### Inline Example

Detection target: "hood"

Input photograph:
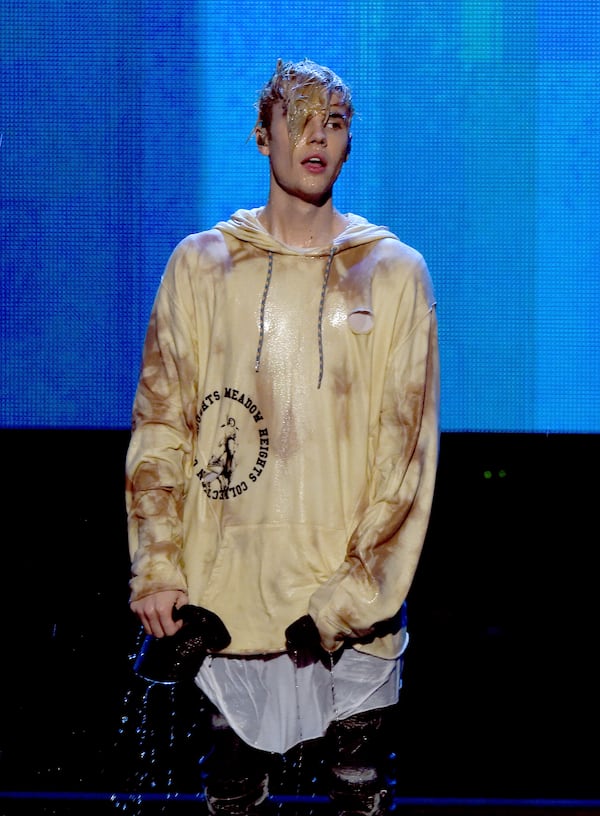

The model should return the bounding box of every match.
[213,208,399,389]
[213,207,397,256]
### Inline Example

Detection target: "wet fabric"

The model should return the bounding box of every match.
[126,208,440,660]
[195,646,403,754]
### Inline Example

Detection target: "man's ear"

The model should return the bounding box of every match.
[256,127,269,154]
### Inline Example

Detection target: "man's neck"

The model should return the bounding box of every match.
[258,198,347,249]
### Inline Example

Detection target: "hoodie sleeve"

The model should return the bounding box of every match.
[125,237,204,601]
[308,253,440,653]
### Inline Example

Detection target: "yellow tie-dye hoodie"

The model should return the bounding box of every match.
[126,208,440,659]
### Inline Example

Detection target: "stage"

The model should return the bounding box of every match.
[1,430,598,814]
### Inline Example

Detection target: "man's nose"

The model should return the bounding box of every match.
[306,116,327,144]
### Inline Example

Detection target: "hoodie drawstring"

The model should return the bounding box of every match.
[255,247,336,389]
[317,245,336,389]
[254,252,273,374]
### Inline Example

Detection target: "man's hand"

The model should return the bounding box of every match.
[130,589,188,637]
[132,601,231,683]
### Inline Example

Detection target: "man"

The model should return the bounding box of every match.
[127,58,440,815]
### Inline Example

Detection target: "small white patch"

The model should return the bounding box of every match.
[348,309,374,334]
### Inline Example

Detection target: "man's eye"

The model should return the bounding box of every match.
[326,120,343,130]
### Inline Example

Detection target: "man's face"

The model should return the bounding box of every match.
[258,91,351,206]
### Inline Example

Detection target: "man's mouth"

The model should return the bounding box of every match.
[303,154,326,165]
[302,155,327,172]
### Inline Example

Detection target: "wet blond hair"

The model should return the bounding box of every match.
[252,58,354,146]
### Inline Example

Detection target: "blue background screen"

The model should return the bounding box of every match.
[1,0,598,432]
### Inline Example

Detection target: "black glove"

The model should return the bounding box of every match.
[133,604,231,684]
[285,614,323,667]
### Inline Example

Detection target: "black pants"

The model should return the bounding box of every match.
[202,707,393,815]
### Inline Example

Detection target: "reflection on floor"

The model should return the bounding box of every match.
[1,792,600,815]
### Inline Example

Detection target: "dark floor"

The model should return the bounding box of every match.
[1,793,600,815]
[1,430,599,815]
